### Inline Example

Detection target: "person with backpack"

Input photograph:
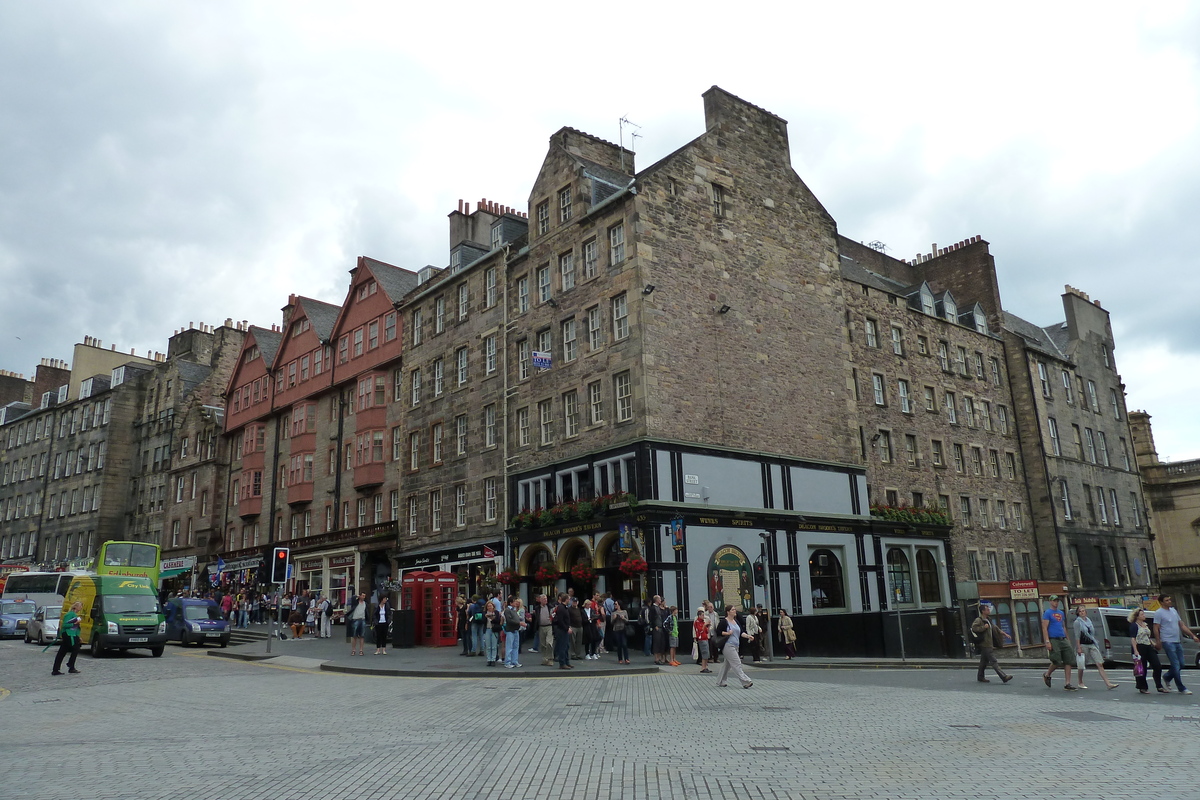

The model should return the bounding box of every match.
[970,602,1012,684]
[318,595,333,638]
[468,595,486,656]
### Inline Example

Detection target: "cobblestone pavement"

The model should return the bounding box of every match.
[2,638,1199,800]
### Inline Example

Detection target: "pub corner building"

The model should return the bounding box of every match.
[202,440,965,657]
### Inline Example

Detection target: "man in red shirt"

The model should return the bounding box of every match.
[693,607,712,673]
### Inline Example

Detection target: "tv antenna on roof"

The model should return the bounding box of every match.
[619,116,641,173]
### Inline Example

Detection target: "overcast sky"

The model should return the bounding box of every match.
[2,2,1198,460]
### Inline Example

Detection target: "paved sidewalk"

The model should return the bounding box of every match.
[208,627,1054,676]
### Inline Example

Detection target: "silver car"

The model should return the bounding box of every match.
[24,604,61,645]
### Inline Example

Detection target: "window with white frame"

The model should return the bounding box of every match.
[518,339,530,380]
[484,404,496,447]
[612,293,629,340]
[517,407,530,446]
[484,334,496,374]
[898,379,911,413]
[411,308,423,345]
[587,306,603,350]
[890,326,903,355]
[945,391,957,423]
[865,319,878,348]
[485,266,497,307]
[409,431,420,470]
[615,372,633,422]
[455,485,467,527]
[872,374,886,406]
[456,415,468,456]
[562,319,577,362]
[538,399,553,445]
[560,252,575,291]
[407,497,418,535]
[456,347,468,386]
[410,368,422,405]
[583,238,598,279]
[1048,417,1061,456]
[563,390,578,438]
[559,186,572,223]
[430,489,442,531]
[517,275,529,313]
[609,222,625,264]
[484,477,497,521]
[588,381,603,425]
[1061,482,1073,521]
[537,265,551,303]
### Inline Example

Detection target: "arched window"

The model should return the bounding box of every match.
[887,548,913,605]
[916,549,941,605]
[809,548,845,610]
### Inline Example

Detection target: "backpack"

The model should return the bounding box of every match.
[969,621,986,646]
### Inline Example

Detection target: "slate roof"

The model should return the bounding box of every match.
[249,326,283,368]
[839,254,908,294]
[176,361,212,395]
[575,156,633,190]
[365,257,420,302]
[1000,311,1067,360]
[297,297,341,342]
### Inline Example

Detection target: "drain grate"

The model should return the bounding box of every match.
[1044,711,1130,722]
[32,699,61,704]
[761,706,792,712]
[1165,715,1200,723]
[749,746,791,752]
[949,724,981,729]
[600,700,614,704]
[566,703,581,707]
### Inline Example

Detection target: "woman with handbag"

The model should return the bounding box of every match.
[714,605,754,689]
[777,608,796,660]
[1073,607,1117,689]
[1129,607,1165,694]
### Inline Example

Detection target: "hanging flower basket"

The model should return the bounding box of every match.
[618,556,648,577]
[496,570,522,587]
[533,565,560,585]
[570,564,595,583]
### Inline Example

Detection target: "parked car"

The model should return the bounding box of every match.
[0,599,36,639]
[164,598,230,647]
[24,604,62,645]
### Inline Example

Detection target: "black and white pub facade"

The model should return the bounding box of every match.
[508,438,962,659]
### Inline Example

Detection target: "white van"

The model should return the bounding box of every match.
[1085,606,1199,669]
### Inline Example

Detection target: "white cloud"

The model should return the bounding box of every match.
[0,1,1197,458]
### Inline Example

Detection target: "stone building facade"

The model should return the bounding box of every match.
[0,341,157,567]
[1000,287,1153,603]
[1129,411,1200,625]
[124,323,246,588]
[839,238,1038,589]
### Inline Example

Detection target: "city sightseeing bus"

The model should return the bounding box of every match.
[95,541,161,586]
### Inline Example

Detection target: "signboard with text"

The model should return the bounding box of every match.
[1009,580,1039,600]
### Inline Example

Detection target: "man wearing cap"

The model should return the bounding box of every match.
[1041,595,1077,690]
[971,602,1012,684]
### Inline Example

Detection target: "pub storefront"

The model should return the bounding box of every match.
[508,439,960,659]
[395,540,504,605]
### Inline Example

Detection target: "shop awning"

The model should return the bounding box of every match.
[160,567,191,579]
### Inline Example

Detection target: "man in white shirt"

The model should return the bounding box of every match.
[1153,595,1199,695]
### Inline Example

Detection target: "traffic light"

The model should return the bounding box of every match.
[271,546,290,584]
[753,560,766,586]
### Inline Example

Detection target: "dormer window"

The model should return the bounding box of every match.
[491,224,503,250]
[356,280,378,301]
[111,366,126,386]
[942,295,957,321]
[973,309,987,334]
[450,250,461,273]
[921,287,935,316]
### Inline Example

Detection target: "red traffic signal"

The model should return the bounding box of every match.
[271,546,290,584]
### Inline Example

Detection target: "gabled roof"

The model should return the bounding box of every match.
[296,297,340,343]
[1044,323,1072,356]
[249,326,283,368]
[1000,311,1067,360]
[363,257,419,302]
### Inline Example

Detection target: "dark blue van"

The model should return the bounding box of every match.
[164,598,230,647]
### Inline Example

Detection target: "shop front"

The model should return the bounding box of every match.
[959,579,1070,657]
[288,521,398,605]
[395,540,504,604]
[159,556,197,594]
[510,505,959,659]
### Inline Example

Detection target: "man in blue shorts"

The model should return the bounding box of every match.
[1041,595,1077,690]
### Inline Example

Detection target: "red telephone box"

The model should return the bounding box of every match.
[419,571,459,647]
[402,571,430,644]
